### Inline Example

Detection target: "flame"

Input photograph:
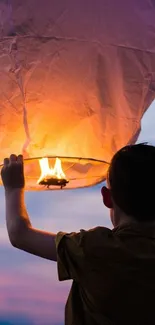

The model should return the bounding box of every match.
[37,157,66,184]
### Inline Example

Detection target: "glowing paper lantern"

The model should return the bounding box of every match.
[0,0,155,190]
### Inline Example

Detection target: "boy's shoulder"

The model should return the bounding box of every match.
[56,226,114,258]
[81,226,113,241]
[78,226,116,254]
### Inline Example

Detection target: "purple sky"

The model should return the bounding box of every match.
[0,102,155,325]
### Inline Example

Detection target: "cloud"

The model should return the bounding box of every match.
[25,185,111,233]
[0,314,34,325]
[0,266,68,324]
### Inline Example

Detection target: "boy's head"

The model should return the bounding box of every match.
[101,143,155,225]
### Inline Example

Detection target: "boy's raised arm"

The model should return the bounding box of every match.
[1,154,57,261]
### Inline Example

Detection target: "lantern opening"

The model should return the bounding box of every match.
[37,157,69,188]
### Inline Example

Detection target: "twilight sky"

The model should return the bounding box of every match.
[0,102,155,325]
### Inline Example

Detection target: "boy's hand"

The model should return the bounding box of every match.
[1,154,25,190]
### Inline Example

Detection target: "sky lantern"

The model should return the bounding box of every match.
[0,0,155,191]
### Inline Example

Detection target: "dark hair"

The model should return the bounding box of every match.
[108,143,155,222]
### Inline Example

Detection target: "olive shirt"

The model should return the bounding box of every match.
[55,224,155,325]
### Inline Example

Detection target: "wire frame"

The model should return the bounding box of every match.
[0,156,110,191]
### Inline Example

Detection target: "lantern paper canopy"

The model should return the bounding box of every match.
[0,0,155,190]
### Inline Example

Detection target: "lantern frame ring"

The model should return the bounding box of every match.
[0,155,110,190]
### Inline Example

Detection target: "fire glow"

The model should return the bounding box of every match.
[37,157,68,188]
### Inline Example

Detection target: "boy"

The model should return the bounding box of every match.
[1,143,155,325]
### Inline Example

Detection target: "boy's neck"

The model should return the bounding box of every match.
[114,211,155,228]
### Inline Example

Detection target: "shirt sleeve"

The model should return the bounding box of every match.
[55,229,88,282]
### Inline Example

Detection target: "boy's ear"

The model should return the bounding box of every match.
[101,186,113,209]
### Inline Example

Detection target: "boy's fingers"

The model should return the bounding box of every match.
[17,155,23,163]
[10,154,17,163]
[3,158,9,166]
